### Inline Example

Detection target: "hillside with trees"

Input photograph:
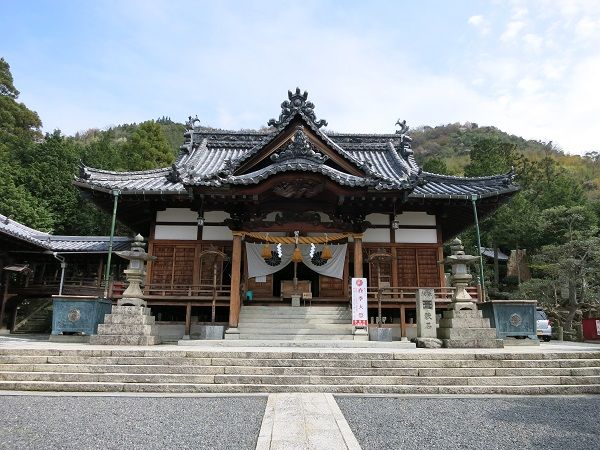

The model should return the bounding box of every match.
[2,57,599,333]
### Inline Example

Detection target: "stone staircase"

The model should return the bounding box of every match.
[1,348,599,394]
[12,301,53,334]
[237,306,353,340]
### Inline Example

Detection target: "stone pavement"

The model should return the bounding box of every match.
[256,393,361,450]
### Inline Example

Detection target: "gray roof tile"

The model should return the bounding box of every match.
[0,213,132,252]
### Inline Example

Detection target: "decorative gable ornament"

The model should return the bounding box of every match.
[268,88,328,129]
[271,126,329,164]
[395,119,414,158]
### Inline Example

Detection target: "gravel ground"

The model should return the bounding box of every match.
[0,395,267,450]
[336,396,600,450]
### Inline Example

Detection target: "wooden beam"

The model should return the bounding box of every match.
[353,234,363,278]
[228,232,243,328]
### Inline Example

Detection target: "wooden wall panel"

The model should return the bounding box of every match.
[397,248,418,286]
[247,275,273,297]
[319,275,343,297]
[416,248,439,287]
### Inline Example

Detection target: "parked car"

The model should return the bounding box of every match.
[536,308,552,342]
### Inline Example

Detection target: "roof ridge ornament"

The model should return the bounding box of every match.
[166,163,183,183]
[186,115,201,131]
[78,161,91,180]
[268,88,328,129]
[271,126,329,164]
[395,119,414,158]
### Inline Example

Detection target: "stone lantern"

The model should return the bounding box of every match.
[445,238,480,311]
[91,234,161,345]
[115,234,156,307]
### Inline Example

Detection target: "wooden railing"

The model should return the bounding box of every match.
[9,277,105,295]
[365,286,481,303]
[110,283,232,300]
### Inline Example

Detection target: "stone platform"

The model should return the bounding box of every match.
[438,309,504,348]
[89,306,161,346]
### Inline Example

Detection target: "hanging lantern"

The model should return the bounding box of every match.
[321,243,332,260]
[292,246,303,263]
[261,242,272,259]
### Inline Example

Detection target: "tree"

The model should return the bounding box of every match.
[519,206,600,331]
[0,58,51,229]
[122,120,174,170]
[422,157,450,175]
[464,136,520,177]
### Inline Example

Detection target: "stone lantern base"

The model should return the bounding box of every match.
[90,305,161,346]
[437,309,503,348]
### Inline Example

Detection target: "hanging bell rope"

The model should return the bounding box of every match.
[321,233,332,260]
[260,233,272,259]
[292,231,303,263]
[243,231,349,244]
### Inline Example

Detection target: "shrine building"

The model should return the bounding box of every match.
[74,88,518,340]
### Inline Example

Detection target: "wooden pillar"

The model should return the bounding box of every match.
[400,304,406,338]
[353,234,363,278]
[184,303,192,336]
[228,232,243,328]
[0,274,9,329]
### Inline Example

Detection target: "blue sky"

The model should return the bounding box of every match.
[2,0,599,154]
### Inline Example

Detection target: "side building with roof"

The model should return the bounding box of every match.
[0,213,131,334]
[74,88,518,340]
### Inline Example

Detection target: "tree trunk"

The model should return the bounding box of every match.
[564,280,578,331]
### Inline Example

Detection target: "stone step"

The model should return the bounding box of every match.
[103,315,155,325]
[88,335,161,346]
[3,360,599,374]
[239,314,351,320]
[110,306,152,316]
[239,334,355,340]
[237,326,353,334]
[97,324,157,335]
[0,381,598,395]
[238,318,351,324]
[1,370,599,387]
[441,310,483,319]
[241,307,350,312]
[438,318,491,328]
[437,328,498,339]
[442,339,504,348]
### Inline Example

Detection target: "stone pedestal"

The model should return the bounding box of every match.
[89,305,161,345]
[353,328,369,341]
[369,327,393,342]
[291,295,301,307]
[437,309,503,348]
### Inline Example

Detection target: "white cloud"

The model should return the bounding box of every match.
[501,21,526,42]
[523,33,543,51]
[468,15,491,35]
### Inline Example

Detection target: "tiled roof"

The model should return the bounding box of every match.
[0,213,131,252]
[75,89,517,199]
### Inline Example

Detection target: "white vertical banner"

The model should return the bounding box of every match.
[351,277,368,326]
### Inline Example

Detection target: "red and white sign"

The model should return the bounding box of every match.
[351,277,368,326]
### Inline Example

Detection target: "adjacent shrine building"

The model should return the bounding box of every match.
[75,89,518,339]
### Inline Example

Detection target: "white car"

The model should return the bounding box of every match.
[536,308,552,342]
